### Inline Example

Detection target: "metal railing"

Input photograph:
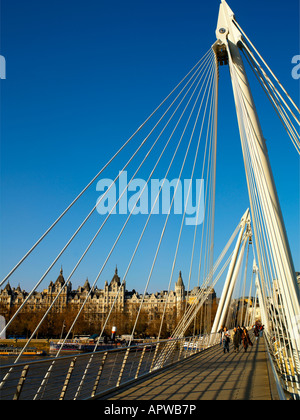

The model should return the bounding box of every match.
[0,332,220,400]
[264,332,300,400]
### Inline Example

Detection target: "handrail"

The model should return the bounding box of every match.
[0,333,220,400]
[263,333,293,400]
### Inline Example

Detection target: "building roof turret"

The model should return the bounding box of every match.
[55,267,65,286]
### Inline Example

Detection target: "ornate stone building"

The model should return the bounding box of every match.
[0,267,216,335]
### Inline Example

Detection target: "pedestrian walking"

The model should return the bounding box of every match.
[218,326,224,347]
[260,325,264,337]
[254,325,260,342]
[222,327,230,353]
[241,327,252,352]
[237,326,242,345]
[232,327,241,353]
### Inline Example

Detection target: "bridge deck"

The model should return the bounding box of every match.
[104,337,277,401]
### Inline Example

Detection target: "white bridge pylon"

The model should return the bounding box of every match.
[212,0,300,393]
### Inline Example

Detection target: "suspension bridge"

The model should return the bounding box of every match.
[0,0,299,401]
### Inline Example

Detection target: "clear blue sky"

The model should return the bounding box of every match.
[0,0,299,297]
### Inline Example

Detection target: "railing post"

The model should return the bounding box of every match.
[116,348,130,387]
[13,365,29,401]
[184,337,192,359]
[177,338,184,361]
[135,346,147,379]
[59,357,77,400]
[91,351,108,398]
[150,343,160,372]
[192,336,198,355]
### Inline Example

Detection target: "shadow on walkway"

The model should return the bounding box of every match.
[104,337,272,400]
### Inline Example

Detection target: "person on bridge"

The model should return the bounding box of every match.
[241,327,252,352]
[222,327,230,354]
[218,326,224,347]
[254,325,260,342]
[232,327,241,353]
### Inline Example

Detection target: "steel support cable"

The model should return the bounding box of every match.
[247,142,300,385]
[0,49,213,289]
[246,148,276,314]
[63,61,218,400]
[239,39,300,127]
[166,249,235,341]
[229,56,273,301]
[241,45,300,154]
[184,63,218,335]
[157,59,217,340]
[201,124,216,291]
[241,92,299,338]
[227,39,299,330]
[239,239,250,326]
[239,94,293,367]
[170,219,242,339]
[163,57,217,336]
[31,51,216,362]
[251,291,258,327]
[230,48,293,329]
[229,243,247,330]
[127,56,217,346]
[196,51,218,290]
[0,52,217,394]
[72,57,217,395]
[229,42,294,296]
[196,56,219,295]
[0,50,214,342]
[94,66,216,342]
[154,250,235,366]
[227,46,279,332]
[166,77,217,339]
[175,72,217,337]
[238,239,251,327]
[238,84,278,299]
[233,19,300,116]
[171,219,243,341]
[253,224,296,391]
[196,112,217,291]
[53,52,215,353]
[252,235,298,394]
[220,235,249,331]
[241,42,300,138]
[188,89,215,298]
[173,226,240,335]
[6,60,210,365]
[228,48,300,381]
[69,55,217,399]
[244,264,254,327]
[157,95,213,339]
[208,50,219,286]
[32,55,216,400]
[88,51,217,347]
[245,128,278,300]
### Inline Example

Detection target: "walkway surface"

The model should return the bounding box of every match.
[105,337,275,400]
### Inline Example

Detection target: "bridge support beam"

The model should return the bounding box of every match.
[211,209,250,334]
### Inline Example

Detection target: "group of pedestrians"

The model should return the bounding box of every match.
[218,326,253,354]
